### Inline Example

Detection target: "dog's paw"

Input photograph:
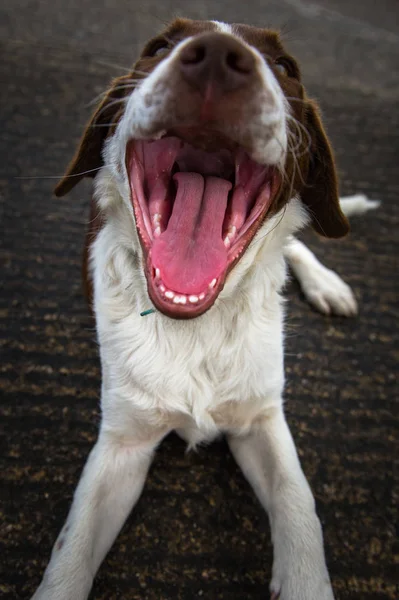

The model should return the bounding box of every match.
[269,513,335,600]
[301,264,358,317]
[270,553,335,600]
[269,575,334,600]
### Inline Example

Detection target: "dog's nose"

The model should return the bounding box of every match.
[179,33,255,94]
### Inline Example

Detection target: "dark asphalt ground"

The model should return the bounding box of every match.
[0,1,398,599]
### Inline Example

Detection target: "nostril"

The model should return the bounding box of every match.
[181,44,206,65]
[179,34,255,93]
[226,51,253,74]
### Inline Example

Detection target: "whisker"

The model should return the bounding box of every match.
[163,35,179,48]
[253,204,289,247]
[132,68,157,78]
[287,115,312,151]
[6,37,141,71]
[85,85,138,108]
[284,96,308,104]
[286,116,312,170]
[287,134,302,157]
[94,59,133,72]
[15,166,107,181]
[271,136,291,189]
[89,97,129,122]
[89,123,121,128]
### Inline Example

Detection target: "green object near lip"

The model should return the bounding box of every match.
[140,308,156,317]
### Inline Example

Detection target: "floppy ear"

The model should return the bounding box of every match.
[54,74,133,197]
[301,100,349,238]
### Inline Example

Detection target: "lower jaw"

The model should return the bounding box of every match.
[146,261,223,319]
[142,212,273,319]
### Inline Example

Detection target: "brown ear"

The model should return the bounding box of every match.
[54,74,133,197]
[301,100,349,238]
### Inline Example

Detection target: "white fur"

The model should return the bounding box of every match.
[284,234,358,316]
[31,22,379,600]
[339,193,380,218]
[212,20,233,35]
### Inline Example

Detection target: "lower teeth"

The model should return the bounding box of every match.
[156,275,215,305]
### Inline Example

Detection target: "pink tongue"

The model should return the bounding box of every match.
[151,172,232,294]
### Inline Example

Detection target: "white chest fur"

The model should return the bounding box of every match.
[89,179,308,444]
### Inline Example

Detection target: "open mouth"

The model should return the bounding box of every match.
[126,130,280,318]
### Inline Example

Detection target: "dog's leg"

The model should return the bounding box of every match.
[31,425,167,600]
[227,407,334,600]
[285,193,379,316]
[284,235,357,316]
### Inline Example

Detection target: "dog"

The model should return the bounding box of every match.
[31,18,378,600]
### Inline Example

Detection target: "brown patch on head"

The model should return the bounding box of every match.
[54,73,135,197]
[140,17,216,60]
[268,86,348,238]
[300,100,349,237]
[54,18,217,198]
[233,24,348,238]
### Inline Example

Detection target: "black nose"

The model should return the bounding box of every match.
[179,32,256,94]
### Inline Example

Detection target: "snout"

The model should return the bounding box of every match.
[123,26,287,168]
[179,32,256,96]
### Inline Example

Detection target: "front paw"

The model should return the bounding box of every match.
[270,521,335,600]
[270,568,334,600]
[301,264,357,317]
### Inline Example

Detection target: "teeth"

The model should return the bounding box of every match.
[224,225,237,248]
[209,278,217,289]
[155,268,161,279]
[173,295,187,305]
[161,286,206,305]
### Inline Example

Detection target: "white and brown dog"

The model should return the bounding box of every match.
[31,18,378,600]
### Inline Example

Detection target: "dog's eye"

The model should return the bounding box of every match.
[274,57,295,77]
[146,39,171,58]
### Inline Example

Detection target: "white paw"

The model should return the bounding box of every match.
[270,569,334,600]
[270,524,335,600]
[301,264,358,316]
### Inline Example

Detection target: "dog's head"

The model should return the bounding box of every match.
[55,18,348,318]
